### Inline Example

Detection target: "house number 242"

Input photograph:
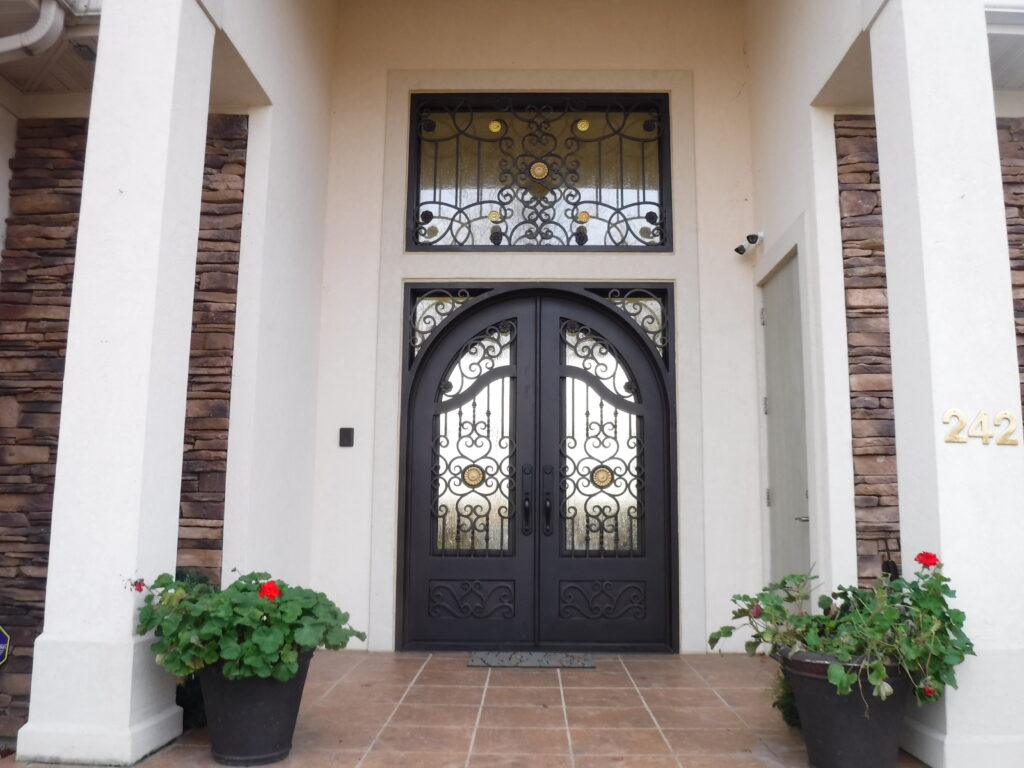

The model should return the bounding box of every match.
[942,409,1019,445]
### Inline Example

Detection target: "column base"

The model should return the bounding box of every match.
[17,706,182,766]
[17,634,182,765]
[901,649,1024,768]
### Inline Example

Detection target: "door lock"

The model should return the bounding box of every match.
[522,465,533,535]
[542,464,554,535]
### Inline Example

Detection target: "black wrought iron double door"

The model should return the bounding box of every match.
[403,292,672,650]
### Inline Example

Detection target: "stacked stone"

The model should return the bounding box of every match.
[997,118,1024,413]
[835,115,902,583]
[178,114,247,582]
[0,116,245,744]
[0,118,85,743]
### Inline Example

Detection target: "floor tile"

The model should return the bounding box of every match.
[486,686,564,706]
[320,682,409,704]
[406,684,485,705]
[373,724,474,753]
[478,704,563,728]
[714,686,774,707]
[472,727,570,754]
[574,758,682,768]
[638,689,723,708]
[566,706,659,729]
[361,749,469,767]
[662,727,760,756]
[562,687,646,707]
[417,668,492,686]
[679,756,784,768]
[561,668,634,688]
[570,728,672,755]
[488,668,561,687]
[468,755,574,767]
[649,705,745,729]
[731,705,788,730]
[390,702,481,726]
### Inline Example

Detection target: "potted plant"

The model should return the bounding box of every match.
[708,552,974,768]
[134,571,365,766]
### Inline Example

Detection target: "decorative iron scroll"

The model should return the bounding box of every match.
[434,321,515,554]
[441,321,516,401]
[410,94,669,249]
[605,288,667,357]
[559,580,645,619]
[411,289,473,358]
[562,320,636,401]
[429,580,515,619]
[561,318,643,555]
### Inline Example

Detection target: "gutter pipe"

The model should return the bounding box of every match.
[0,0,66,66]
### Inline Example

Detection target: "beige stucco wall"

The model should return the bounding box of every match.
[311,0,762,652]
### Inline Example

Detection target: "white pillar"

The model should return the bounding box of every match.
[16,1,213,764]
[870,1,1024,765]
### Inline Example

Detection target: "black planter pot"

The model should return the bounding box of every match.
[782,651,910,768]
[197,650,314,766]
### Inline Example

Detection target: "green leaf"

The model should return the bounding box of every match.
[294,623,325,649]
[252,626,284,654]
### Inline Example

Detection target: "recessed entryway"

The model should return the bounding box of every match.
[398,285,677,651]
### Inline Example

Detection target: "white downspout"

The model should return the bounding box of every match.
[0,0,66,65]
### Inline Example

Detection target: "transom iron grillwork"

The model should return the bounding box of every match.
[408,94,672,251]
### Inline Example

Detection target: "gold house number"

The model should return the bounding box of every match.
[942,409,1019,446]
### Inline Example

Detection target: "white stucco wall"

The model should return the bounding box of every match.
[310,0,762,652]
[205,0,338,586]
[744,0,868,595]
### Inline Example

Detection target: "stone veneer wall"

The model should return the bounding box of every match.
[179,115,247,579]
[0,115,246,743]
[836,114,1024,583]
[834,116,901,583]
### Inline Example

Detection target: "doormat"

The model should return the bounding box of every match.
[467,651,595,668]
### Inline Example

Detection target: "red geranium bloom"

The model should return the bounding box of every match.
[258,580,282,601]
[132,579,145,593]
[923,686,937,699]
[914,551,940,568]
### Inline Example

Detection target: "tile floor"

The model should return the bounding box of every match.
[6,651,929,767]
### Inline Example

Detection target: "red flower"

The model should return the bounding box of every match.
[914,551,940,568]
[132,579,145,593]
[749,602,763,618]
[258,580,282,601]
[923,686,937,699]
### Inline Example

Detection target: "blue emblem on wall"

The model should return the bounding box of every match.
[0,624,9,667]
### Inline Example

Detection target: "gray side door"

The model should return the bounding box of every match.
[762,256,811,580]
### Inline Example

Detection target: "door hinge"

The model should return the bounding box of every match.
[763,396,768,415]
[760,307,766,326]
[766,488,772,507]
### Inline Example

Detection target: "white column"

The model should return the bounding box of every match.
[870,1,1024,766]
[16,1,213,764]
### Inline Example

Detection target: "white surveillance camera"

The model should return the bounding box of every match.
[734,244,748,255]
[746,232,764,246]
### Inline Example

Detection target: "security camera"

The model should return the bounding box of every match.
[746,232,764,246]
[734,244,748,255]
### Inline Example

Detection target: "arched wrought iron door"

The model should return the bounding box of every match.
[399,285,675,650]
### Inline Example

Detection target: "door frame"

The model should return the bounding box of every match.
[395,281,679,651]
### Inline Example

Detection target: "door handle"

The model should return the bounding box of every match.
[542,464,554,535]
[522,465,533,535]
[794,516,810,522]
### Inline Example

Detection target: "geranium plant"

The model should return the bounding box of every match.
[708,552,974,705]
[135,571,365,681]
